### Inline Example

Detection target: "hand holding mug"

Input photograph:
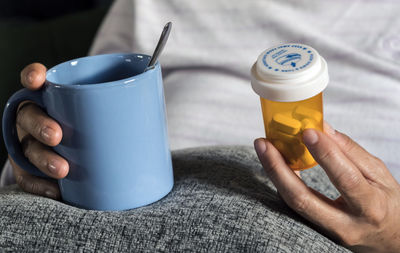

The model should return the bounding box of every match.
[3,54,174,210]
[11,63,67,200]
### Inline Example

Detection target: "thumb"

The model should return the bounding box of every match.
[20,63,47,90]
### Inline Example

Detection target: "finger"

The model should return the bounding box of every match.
[21,135,69,179]
[254,138,351,235]
[10,156,61,200]
[20,63,47,90]
[303,129,372,210]
[324,122,395,186]
[16,103,62,146]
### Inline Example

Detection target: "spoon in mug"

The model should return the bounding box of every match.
[145,22,172,71]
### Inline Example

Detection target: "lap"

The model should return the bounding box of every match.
[0,146,348,252]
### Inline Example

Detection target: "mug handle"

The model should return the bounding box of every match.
[2,88,48,178]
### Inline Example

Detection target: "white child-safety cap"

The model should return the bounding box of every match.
[251,43,329,102]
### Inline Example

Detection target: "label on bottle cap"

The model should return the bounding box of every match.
[260,44,317,77]
[251,43,329,102]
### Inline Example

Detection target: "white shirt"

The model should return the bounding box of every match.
[2,0,400,185]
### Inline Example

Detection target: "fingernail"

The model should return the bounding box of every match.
[48,159,67,176]
[303,129,319,146]
[254,138,267,156]
[324,122,336,136]
[41,127,54,142]
[44,190,57,199]
[26,71,36,84]
[47,161,59,174]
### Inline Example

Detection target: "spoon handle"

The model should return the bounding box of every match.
[147,22,172,69]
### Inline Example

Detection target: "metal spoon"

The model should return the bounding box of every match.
[145,22,172,71]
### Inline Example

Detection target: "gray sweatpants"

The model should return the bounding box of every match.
[0,146,349,252]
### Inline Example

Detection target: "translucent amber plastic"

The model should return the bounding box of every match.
[260,93,323,170]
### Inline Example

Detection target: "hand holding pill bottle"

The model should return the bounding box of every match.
[251,43,329,170]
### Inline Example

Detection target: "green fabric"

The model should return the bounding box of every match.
[0,7,108,167]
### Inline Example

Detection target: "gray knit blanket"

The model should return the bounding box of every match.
[0,146,349,252]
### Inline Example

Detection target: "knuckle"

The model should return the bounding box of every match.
[372,156,385,168]
[318,148,340,163]
[363,199,388,226]
[17,175,35,193]
[21,135,34,158]
[337,131,358,149]
[337,172,363,192]
[23,145,34,162]
[365,211,386,227]
[265,158,279,173]
[289,194,311,214]
[16,174,24,187]
[262,158,281,183]
[16,104,29,126]
[341,134,356,152]
[32,147,46,169]
[17,103,47,141]
[14,164,45,196]
[337,230,363,247]
[33,119,45,139]
[22,139,42,169]
[16,103,37,128]
[28,181,41,195]
[23,146,31,160]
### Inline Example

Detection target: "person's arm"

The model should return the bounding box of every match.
[254,122,400,252]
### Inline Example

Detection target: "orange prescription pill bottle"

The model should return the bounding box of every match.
[251,43,329,170]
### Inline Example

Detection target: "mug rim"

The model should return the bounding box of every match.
[45,53,159,90]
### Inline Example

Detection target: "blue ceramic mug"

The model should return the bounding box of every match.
[2,53,174,211]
